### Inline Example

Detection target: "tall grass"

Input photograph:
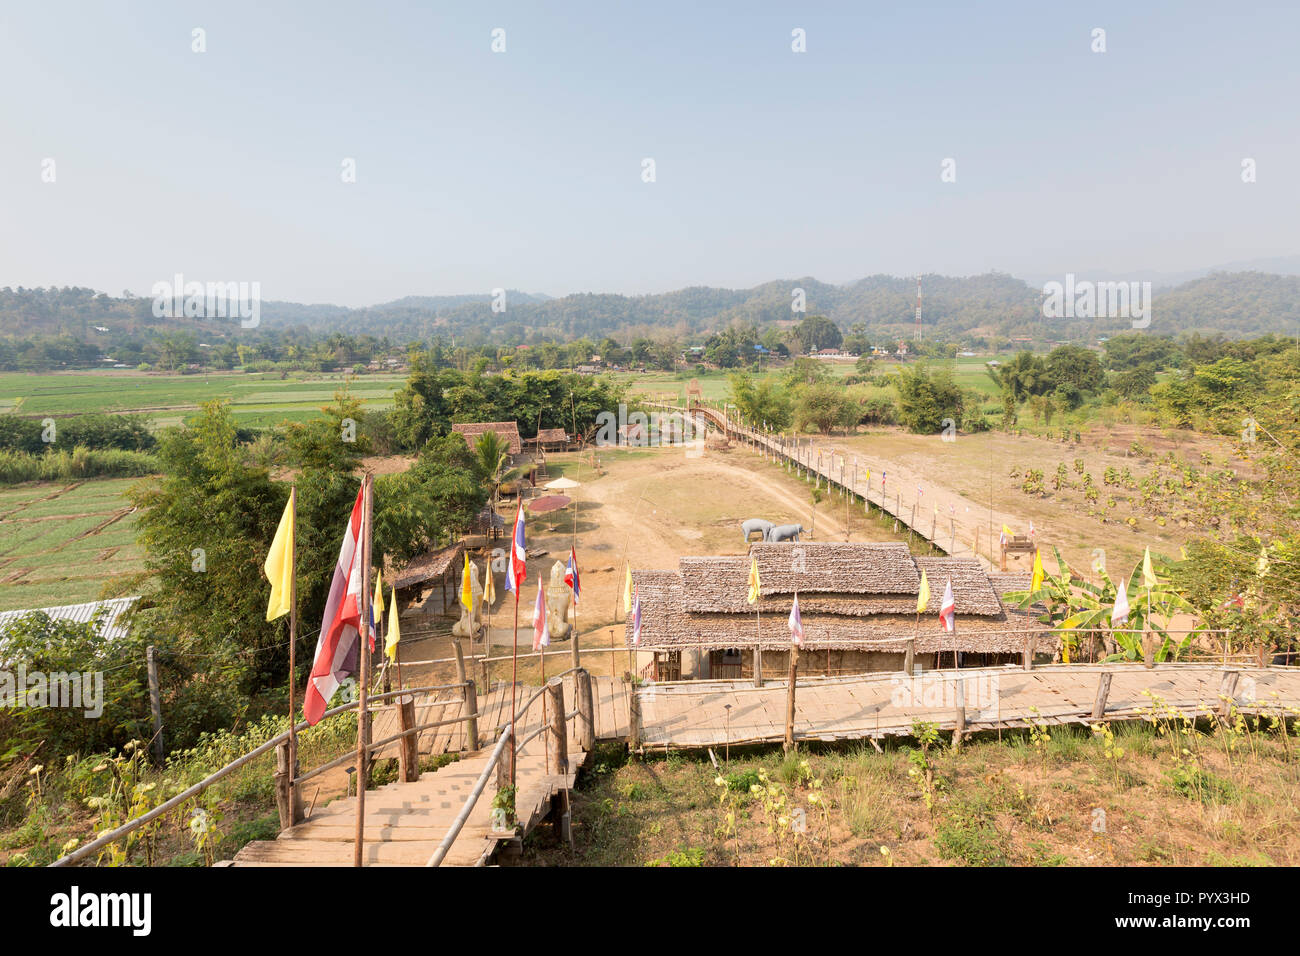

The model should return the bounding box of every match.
[0,447,158,485]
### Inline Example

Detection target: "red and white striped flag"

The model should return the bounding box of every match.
[938,578,955,634]
[304,485,365,725]
[532,579,549,650]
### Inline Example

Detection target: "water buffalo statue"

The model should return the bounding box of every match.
[741,518,775,543]
[767,523,804,543]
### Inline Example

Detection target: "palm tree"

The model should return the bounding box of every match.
[472,431,520,511]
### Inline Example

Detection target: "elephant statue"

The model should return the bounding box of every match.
[741,518,775,543]
[451,561,484,639]
[545,560,575,639]
[767,523,804,542]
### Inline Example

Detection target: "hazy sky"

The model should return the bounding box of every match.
[2,1,1296,306]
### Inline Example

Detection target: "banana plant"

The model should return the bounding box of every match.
[1003,546,1200,662]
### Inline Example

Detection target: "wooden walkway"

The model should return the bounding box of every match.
[225,676,629,867]
[665,403,1005,567]
[632,663,1300,749]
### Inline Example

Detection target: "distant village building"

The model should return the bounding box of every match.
[524,428,569,453]
[626,543,1048,681]
[451,421,524,458]
[811,348,859,361]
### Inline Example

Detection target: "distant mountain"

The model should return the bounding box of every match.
[4,271,1298,347]
[1017,255,1300,291]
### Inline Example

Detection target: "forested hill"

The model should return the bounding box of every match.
[3,271,1298,346]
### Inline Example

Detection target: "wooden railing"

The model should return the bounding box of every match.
[49,680,483,868]
[425,666,594,867]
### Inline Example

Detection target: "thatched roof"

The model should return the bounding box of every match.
[391,542,465,590]
[629,606,1051,654]
[749,542,921,596]
[626,544,1052,651]
[451,421,522,455]
[526,428,568,445]
[913,557,1003,617]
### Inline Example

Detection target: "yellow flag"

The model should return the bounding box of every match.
[1141,547,1158,588]
[1002,524,1013,538]
[460,553,474,611]
[916,569,930,613]
[624,563,633,613]
[747,557,761,605]
[482,560,496,606]
[263,494,294,622]
[1062,637,1070,664]
[385,588,401,663]
[373,569,385,618]
[1030,549,1044,593]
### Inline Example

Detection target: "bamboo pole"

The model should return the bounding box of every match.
[784,643,800,754]
[353,474,374,867]
[287,486,299,819]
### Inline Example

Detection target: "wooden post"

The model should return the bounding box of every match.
[904,637,915,676]
[274,740,293,829]
[545,679,567,775]
[1091,672,1112,720]
[397,695,419,782]
[627,685,642,753]
[1218,670,1240,720]
[575,669,596,753]
[1023,632,1034,671]
[754,645,764,688]
[452,636,468,686]
[784,645,800,754]
[462,679,479,750]
[952,678,966,751]
[146,644,163,765]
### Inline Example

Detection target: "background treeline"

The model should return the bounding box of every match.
[6,271,1300,371]
[728,331,1300,441]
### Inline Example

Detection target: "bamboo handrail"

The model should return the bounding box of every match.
[50,681,473,867]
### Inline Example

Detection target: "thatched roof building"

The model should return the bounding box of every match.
[628,542,1053,659]
[451,421,523,455]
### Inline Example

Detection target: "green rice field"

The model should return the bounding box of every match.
[0,370,406,429]
[0,478,144,611]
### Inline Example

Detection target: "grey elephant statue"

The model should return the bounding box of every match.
[741,518,775,543]
[767,523,804,542]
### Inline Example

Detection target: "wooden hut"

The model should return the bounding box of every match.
[627,543,1052,680]
[524,428,569,453]
[451,422,524,458]
[390,542,466,616]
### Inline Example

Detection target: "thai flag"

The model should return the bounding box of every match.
[305,485,365,725]
[564,547,580,605]
[505,501,527,595]
[788,594,804,647]
[938,579,956,634]
[532,580,549,650]
[881,471,886,492]
[630,588,642,646]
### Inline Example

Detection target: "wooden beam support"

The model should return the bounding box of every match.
[1091,672,1113,720]
[545,679,567,776]
[396,695,419,783]
[575,669,596,753]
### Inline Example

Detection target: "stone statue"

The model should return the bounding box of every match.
[742,518,775,543]
[767,523,804,542]
[545,560,574,639]
[451,561,484,638]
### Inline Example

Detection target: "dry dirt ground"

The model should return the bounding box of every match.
[805,422,1240,577]
[388,442,903,688]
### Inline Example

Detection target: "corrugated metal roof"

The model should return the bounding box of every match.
[0,596,140,643]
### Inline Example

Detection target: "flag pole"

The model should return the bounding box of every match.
[353,474,374,868]
[510,583,520,788]
[287,485,298,816]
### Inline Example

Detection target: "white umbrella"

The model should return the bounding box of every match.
[544,476,580,490]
